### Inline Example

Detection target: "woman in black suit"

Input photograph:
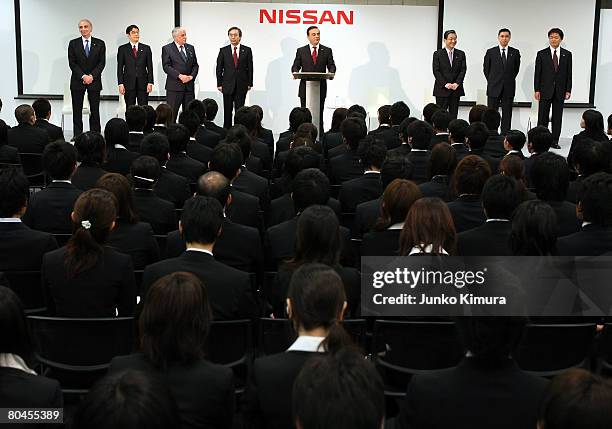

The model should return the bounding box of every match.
[153,103,173,134]
[42,189,136,317]
[362,179,422,257]
[103,118,139,175]
[110,272,235,429]
[95,172,160,269]
[0,286,63,408]
[567,109,609,171]
[71,131,108,190]
[252,105,274,154]
[418,142,457,202]
[400,197,457,256]
[322,107,348,156]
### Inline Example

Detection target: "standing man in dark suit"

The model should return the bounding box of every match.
[67,19,105,136]
[483,28,520,134]
[432,30,467,120]
[534,28,572,149]
[291,26,336,130]
[117,25,154,107]
[162,27,199,121]
[216,27,253,129]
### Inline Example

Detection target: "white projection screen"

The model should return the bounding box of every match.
[442,0,598,104]
[19,0,174,96]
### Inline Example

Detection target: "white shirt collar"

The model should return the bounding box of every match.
[310,44,319,52]
[0,353,36,375]
[410,148,428,152]
[131,42,139,50]
[186,247,213,257]
[364,170,381,175]
[388,222,404,230]
[175,42,185,51]
[129,131,144,135]
[582,221,592,228]
[0,218,21,223]
[82,36,92,43]
[446,47,454,55]
[499,45,509,54]
[114,144,128,150]
[486,218,510,222]
[287,336,325,353]
[550,45,561,57]
[189,137,197,141]
[408,244,449,255]
[231,43,241,57]
[52,179,72,184]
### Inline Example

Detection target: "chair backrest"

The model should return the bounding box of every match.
[206,319,252,394]
[52,233,72,247]
[116,93,127,117]
[4,271,45,313]
[62,83,72,114]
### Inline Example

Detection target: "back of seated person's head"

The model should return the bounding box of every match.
[511,200,558,255]
[453,155,492,196]
[251,105,264,129]
[180,196,223,245]
[465,122,489,151]
[66,189,118,278]
[375,179,421,230]
[186,99,206,124]
[140,271,211,369]
[482,174,520,220]
[155,103,174,127]
[293,347,384,429]
[422,103,441,125]
[574,139,609,176]
[143,105,156,132]
[357,137,387,170]
[348,104,367,119]
[291,205,340,268]
[126,105,146,132]
[431,110,451,133]
[285,146,320,179]
[32,98,52,120]
[72,369,180,429]
[347,111,366,122]
[42,141,77,180]
[538,369,612,429]
[140,132,170,165]
[390,101,411,126]
[289,107,312,133]
[291,136,313,149]
[341,117,367,150]
[504,130,526,152]
[131,155,161,190]
[377,105,391,125]
[482,108,501,132]
[178,110,200,137]
[202,98,219,121]
[428,142,457,179]
[225,125,252,161]
[468,104,488,124]
[406,120,434,150]
[197,171,230,207]
[291,168,330,213]
[448,119,469,144]
[15,104,36,125]
[527,126,553,153]
[209,143,243,181]
[398,117,418,143]
[329,108,348,133]
[75,131,106,166]
[608,113,612,135]
[166,124,190,154]
[0,168,28,218]
[400,197,456,255]
[0,119,8,144]
[581,109,606,135]
[295,122,318,143]
[234,106,257,134]
[104,118,130,151]
[531,152,569,201]
[381,155,413,188]
[579,172,612,227]
[499,155,527,184]
[95,173,138,224]
[0,286,34,363]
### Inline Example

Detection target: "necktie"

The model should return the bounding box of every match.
[180,45,187,62]
[448,50,453,66]
[84,40,90,58]
[502,48,507,67]
[553,49,559,72]
[233,46,238,68]
[312,46,317,65]
[132,45,137,58]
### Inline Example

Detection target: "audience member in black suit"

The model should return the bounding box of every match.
[203,98,228,139]
[482,108,506,159]
[498,155,536,202]
[0,169,58,272]
[468,103,488,124]
[511,200,558,255]
[243,263,352,429]
[110,272,234,429]
[419,142,457,202]
[0,119,20,164]
[73,370,180,429]
[502,129,526,160]
[531,152,580,237]
[95,172,160,269]
[323,107,347,156]
[405,120,434,183]
[140,131,191,208]
[339,138,386,213]
[447,155,491,233]
[275,123,322,175]
[422,102,441,126]
[328,117,366,185]
[165,123,207,183]
[276,107,313,156]
[188,99,221,149]
[43,189,136,317]
[142,196,257,319]
[7,104,49,153]
[432,30,467,119]
[386,101,412,150]
[457,174,521,256]
[524,126,553,186]
[179,109,213,165]
[72,131,108,190]
[22,141,82,234]
[400,197,457,255]
[153,103,173,133]
[362,179,422,257]
[388,116,418,158]
[103,117,139,175]
[251,105,274,154]
[369,104,398,150]
[567,139,608,204]
[558,172,612,255]
[126,105,147,152]
[465,122,500,174]
[395,317,548,429]
[429,110,451,149]
[143,104,157,134]
[271,145,320,200]
[567,109,609,172]
[0,286,63,409]
[233,106,273,171]
[229,123,265,177]
[448,119,470,161]
[32,98,64,141]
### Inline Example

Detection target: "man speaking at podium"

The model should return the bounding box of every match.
[291,26,336,129]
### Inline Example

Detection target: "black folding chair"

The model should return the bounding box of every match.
[52,233,72,247]
[4,270,46,314]
[19,152,46,187]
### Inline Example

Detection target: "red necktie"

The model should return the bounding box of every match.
[132,45,137,58]
[312,46,317,65]
[233,46,238,68]
[553,49,559,72]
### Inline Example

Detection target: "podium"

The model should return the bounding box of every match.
[292,72,335,133]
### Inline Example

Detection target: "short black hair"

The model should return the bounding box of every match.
[456,317,526,364]
[498,28,511,36]
[202,98,219,120]
[482,174,520,219]
[186,99,206,124]
[75,131,106,165]
[14,104,35,124]
[292,168,330,213]
[166,123,190,154]
[406,120,434,150]
[528,126,553,153]
[209,143,243,180]
[42,141,77,180]
[482,108,501,131]
[228,26,242,37]
[531,152,569,201]
[289,107,312,132]
[125,24,139,34]
[444,29,457,39]
[125,105,146,131]
[197,171,230,207]
[548,27,564,39]
[381,155,413,188]
[398,117,418,143]
[140,132,170,165]
[377,105,391,125]
[32,98,51,119]
[448,119,469,144]
[358,138,387,169]
[390,101,411,126]
[423,103,441,125]
[143,105,156,132]
[348,104,367,119]
[0,168,29,217]
[181,196,223,244]
[579,172,612,226]
[131,155,160,189]
[0,286,35,362]
[225,124,252,160]
[431,110,451,132]
[454,155,492,195]
[504,130,526,151]
[466,122,489,150]
[234,106,257,133]
[511,200,558,256]
[574,139,608,176]
[608,113,612,131]
[468,104,488,124]
[428,142,457,178]
[178,110,200,137]
[306,26,319,36]
[340,117,367,150]
[285,146,321,179]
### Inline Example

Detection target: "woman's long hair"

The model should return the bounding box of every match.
[374,179,422,231]
[288,205,340,269]
[581,109,608,141]
[95,173,139,224]
[400,197,457,255]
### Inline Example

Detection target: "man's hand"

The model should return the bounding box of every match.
[118,84,125,95]
[178,74,191,84]
[83,75,94,85]
[451,83,459,90]
[444,83,451,90]
[534,91,541,101]
[565,92,571,100]
[217,86,223,92]
[147,84,153,93]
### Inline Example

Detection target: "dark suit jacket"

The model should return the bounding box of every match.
[370,125,401,150]
[251,138,273,171]
[523,152,544,186]
[451,143,470,161]
[361,229,401,256]
[352,198,381,238]
[226,189,262,230]
[327,143,347,159]
[161,42,199,92]
[432,48,467,97]
[34,119,64,141]
[204,120,227,139]
[291,44,336,99]
[257,128,274,153]
[22,181,82,234]
[155,167,192,208]
[0,144,20,164]
[72,164,107,190]
[104,147,139,175]
[419,176,453,202]
[407,150,431,184]
[322,131,343,155]
[216,44,253,95]
[534,47,572,99]
[457,220,512,256]
[0,221,58,271]
[68,36,106,91]
[447,195,486,233]
[196,125,221,149]
[338,172,383,213]
[142,250,258,320]
[328,150,363,185]
[233,168,269,208]
[567,130,609,170]
[545,200,580,237]
[166,152,207,183]
[133,188,177,235]
[396,358,548,429]
[117,42,154,89]
[42,246,136,317]
[186,138,213,165]
[108,220,160,270]
[388,143,411,158]
[0,368,63,410]
[483,131,507,160]
[127,132,145,153]
[268,193,341,227]
[429,133,450,149]
[8,123,49,153]
[110,353,234,429]
[557,224,612,256]
[483,45,521,98]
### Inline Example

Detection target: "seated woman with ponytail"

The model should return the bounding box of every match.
[242,263,351,429]
[42,189,136,317]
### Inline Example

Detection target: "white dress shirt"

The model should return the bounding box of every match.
[230,43,241,59]
[287,336,325,352]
